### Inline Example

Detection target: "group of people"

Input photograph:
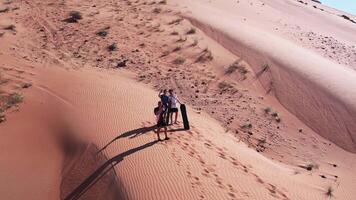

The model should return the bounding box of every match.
[154,89,180,141]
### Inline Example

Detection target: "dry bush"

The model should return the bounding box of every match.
[168,18,183,25]
[0,7,9,13]
[186,27,196,35]
[6,92,23,107]
[152,7,161,14]
[3,24,15,31]
[190,38,198,47]
[256,63,270,77]
[96,26,110,37]
[170,31,179,35]
[107,43,117,51]
[176,36,187,43]
[240,123,252,129]
[195,48,213,63]
[172,57,185,65]
[160,50,170,57]
[64,11,82,23]
[172,46,181,52]
[325,186,334,199]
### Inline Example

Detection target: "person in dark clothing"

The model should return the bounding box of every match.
[158,89,170,124]
[154,101,169,141]
[158,89,170,109]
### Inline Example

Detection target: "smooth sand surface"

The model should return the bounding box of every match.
[1,0,356,199]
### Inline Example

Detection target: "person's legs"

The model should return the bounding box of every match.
[170,112,173,125]
[174,111,178,124]
[156,128,161,141]
[165,109,170,124]
[164,126,169,140]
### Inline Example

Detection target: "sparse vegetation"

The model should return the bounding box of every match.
[264,107,272,114]
[170,31,179,35]
[0,114,5,122]
[299,163,319,171]
[186,27,196,35]
[195,48,213,63]
[21,82,32,89]
[172,46,181,52]
[271,112,278,117]
[160,50,170,57]
[224,60,248,79]
[64,11,82,23]
[6,93,23,107]
[240,123,252,129]
[256,63,270,77]
[3,24,16,31]
[190,38,198,47]
[172,57,185,65]
[96,27,110,37]
[152,7,161,14]
[0,7,9,13]
[107,43,117,51]
[168,18,183,25]
[176,36,187,43]
[325,186,334,199]
[158,0,167,5]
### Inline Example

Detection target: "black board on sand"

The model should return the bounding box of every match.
[180,104,190,130]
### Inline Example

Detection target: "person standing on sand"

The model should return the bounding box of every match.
[168,89,180,124]
[158,89,170,123]
[154,101,169,141]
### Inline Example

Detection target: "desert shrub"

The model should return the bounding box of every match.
[172,46,181,52]
[107,43,117,51]
[6,93,23,107]
[264,107,272,113]
[160,50,170,57]
[158,0,167,4]
[325,186,334,199]
[64,11,82,23]
[170,31,179,35]
[172,57,185,65]
[225,60,248,79]
[240,123,252,129]
[299,163,319,171]
[195,48,213,63]
[96,27,110,37]
[168,18,183,25]
[186,27,196,35]
[152,7,161,14]
[256,63,270,77]
[190,38,198,47]
[3,24,15,31]
[0,7,9,13]
[271,112,278,117]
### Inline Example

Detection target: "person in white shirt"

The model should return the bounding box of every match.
[168,89,180,124]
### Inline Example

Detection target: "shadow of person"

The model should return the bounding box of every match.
[97,125,156,154]
[65,140,158,200]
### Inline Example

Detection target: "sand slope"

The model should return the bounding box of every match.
[1,0,356,199]
[172,0,356,153]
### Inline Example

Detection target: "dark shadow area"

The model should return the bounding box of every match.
[64,140,158,200]
[97,125,156,154]
[168,128,186,132]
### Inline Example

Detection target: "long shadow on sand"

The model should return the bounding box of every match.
[64,140,158,200]
[97,125,156,154]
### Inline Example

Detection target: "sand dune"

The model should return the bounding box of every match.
[172,0,356,152]
[1,0,356,199]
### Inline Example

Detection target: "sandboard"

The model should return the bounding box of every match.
[180,104,190,130]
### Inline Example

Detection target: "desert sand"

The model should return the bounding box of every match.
[0,0,356,200]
